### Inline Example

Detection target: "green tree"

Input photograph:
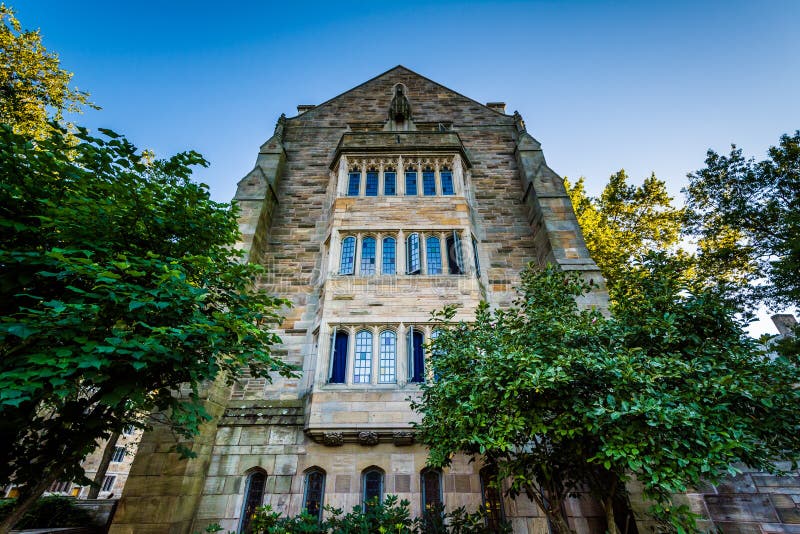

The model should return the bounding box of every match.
[684,131,800,311]
[0,124,296,530]
[412,259,800,534]
[564,171,684,296]
[0,4,94,138]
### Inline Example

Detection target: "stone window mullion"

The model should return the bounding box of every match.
[371,325,380,385]
[346,326,356,386]
[360,164,366,197]
[440,232,448,273]
[397,323,407,387]
[354,233,363,277]
[434,161,441,196]
[397,156,404,195]
[420,231,427,274]
[396,230,405,275]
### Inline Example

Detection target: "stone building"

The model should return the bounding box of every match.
[108,66,800,534]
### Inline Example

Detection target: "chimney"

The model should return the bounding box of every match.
[771,314,798,337]
[297,105,315,114]
[486,102,506,114]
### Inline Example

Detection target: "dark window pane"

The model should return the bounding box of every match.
[441,170,454,195]
[241,472,266,534]
[422,470,442,510]
[330,332,348,384]
[410,330,424,382]
[361,237,376,275]
[111,446,125,463]
[405,171,417,195]
[384,172,396,195]
[480,467,504,531]
[363,470,383,509]
[426,236,442,275]
[446,234,464,275]
[304,471,325,521]
[382,237,396,275]
[340,236,356,275]
[423,169,436,195]
[365,171,379,196]
[348,172,360,196]
[472,237,481,277]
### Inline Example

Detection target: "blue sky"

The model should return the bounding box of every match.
[13,0,800,332]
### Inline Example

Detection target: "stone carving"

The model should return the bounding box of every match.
[392,431,414,446]
[358,431,379,446]
[513,110,526,132]
[322,432,344,446]
[389,85,412,122]
[274,113,287,141]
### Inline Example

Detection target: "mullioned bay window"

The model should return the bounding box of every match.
[336,155,465,198]
[332,230,478,277]
[323,323,440,387]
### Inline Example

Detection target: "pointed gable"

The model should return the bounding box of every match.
[288,66,512,127]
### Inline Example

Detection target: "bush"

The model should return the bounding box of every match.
[0,495,93,528]
[202,495,511,534]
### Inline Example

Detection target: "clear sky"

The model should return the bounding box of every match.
[13,0,800,333]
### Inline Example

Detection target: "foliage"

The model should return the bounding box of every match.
[0,123,296,519]
[412,259,800,533]
[0,4,94,138]
[201,496,508,534]
[684,131,800,311]
[564,170,684,298]
[0,495,93,528]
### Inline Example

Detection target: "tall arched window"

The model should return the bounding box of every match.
[365,168,379,196]
[340,236,356,275]
[240,470,267,533]
[354,330,373,383]
[347,170,361,196]
[329,330,348,384]
[421,468,443,515]
[303,468,326,522]
[379,330,397,383]
[440,167,454,195]
[408,327,425,383]
[422,167,436,195]
[384,167,396,196]
[405,168,418,196]
[360,236,376,275]
[362,467,384,510]
[382,237,396,275]
[426,236,442,275]
[479,466,504,531]
[406,233,421,275]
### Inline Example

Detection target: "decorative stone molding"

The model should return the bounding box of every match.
[358,431,379,446]
[322,432,344,446]
[392,431,414,446]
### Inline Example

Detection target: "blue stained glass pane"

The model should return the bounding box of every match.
[340,236,355,275]
[384,172,396,195]
[405,171,417,195]
[366,171,378,196]
[426,236,442,274]
[441,171,454,195]
[361,237,376,275]
[423,170,436,196]
[382,237,396,274]
[348,172,361,196]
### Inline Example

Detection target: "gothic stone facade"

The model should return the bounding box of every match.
[108,67,800,534]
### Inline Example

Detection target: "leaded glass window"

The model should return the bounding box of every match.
[303,469,325,522]
[365,170,379,196]
[347,172,361,196]
[362,468,384,510]
[354,330,372,383]
[111,446,125,463]
[421,469,443,512]
[426,236,442,275]
[329,330,348,384]
[441,168,454,195]
[480,466,504,531]
[384,169,396,196]
[360,237,376,275]
[240,471,266,534]
[382,237,396,275]
[405,170,418,196]
[379,330,397,383]
[340,236,356,275]
[446,232,464,275]
[406,233,420,275]
[408,328,425,383]
[422,168,436,195]
[472,236,481,277]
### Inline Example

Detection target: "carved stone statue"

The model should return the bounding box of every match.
[389,86,412,122]
[274,113,287,141]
